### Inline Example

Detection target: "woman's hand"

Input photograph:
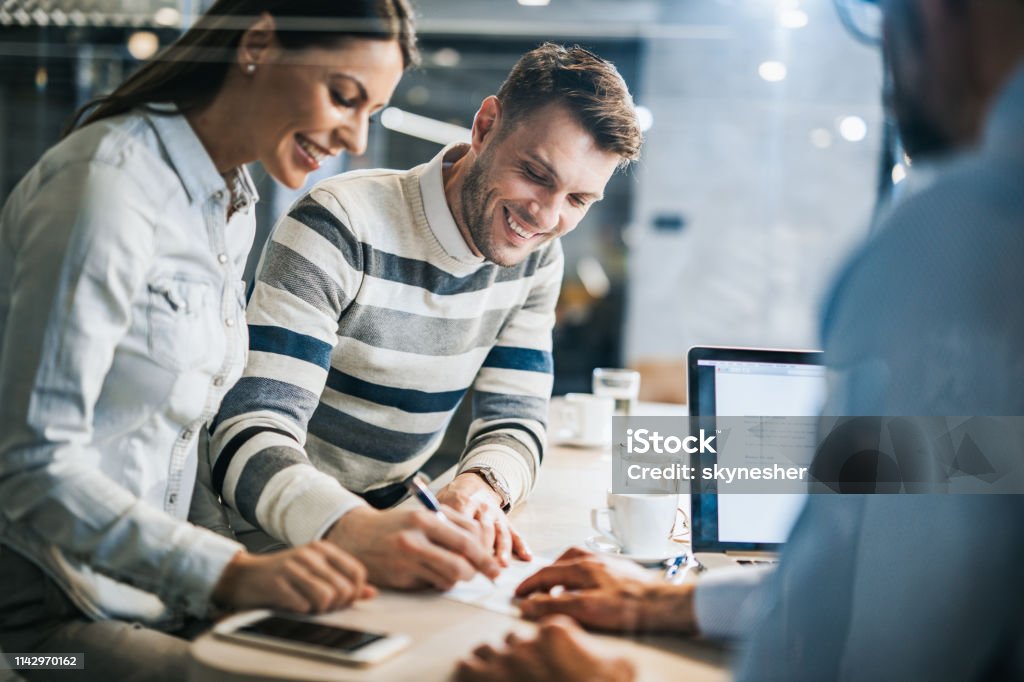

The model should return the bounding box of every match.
[213,541,375,613]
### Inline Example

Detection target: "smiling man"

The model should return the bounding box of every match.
[201,44,642,590]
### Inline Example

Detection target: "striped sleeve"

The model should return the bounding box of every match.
[209,191,367,546]
[460,241,563,507]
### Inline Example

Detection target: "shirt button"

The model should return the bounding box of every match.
[218,253,228,264]
[225,318,235,327]
[213,376,225,387]
[168,494,178,505]
[182,430,193,440]
[214,190,225,200]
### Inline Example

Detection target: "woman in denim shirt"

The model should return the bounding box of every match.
[0,1,417,678]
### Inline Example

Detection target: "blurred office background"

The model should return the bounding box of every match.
[0,0,889,402]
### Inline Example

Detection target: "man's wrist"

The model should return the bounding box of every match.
[325,506,376,546]
[459,467,512,512]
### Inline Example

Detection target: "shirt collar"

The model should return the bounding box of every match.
[223,166,260,217]
[419,143,485,265]
[143,105,259,211]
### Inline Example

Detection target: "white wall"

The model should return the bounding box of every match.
[625,0,883,362]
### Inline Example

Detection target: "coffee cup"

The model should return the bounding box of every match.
[549,393,614,448]
[591,492,679,556]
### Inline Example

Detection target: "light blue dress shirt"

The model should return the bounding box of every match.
[728,64,1024,679]
[696,66,1024,673]
[0,108,254,624]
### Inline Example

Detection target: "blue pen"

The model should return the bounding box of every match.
[662,553,687,582]
[405,473,446,515]
[404,474,498,586]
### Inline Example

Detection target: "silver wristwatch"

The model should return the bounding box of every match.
[463,466,512,512]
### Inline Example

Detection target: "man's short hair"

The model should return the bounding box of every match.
[496,43,643,167]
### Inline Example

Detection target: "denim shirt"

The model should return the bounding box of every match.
[0,108,253,624]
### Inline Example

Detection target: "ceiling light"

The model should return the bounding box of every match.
[127,31,159,60]
[154,7,181,27]
[406,85,430,106]
[517,0,551,5]
[758,61,787,82]
[432,48,460,67]
[381,107,471,146]
[838,115,867,142]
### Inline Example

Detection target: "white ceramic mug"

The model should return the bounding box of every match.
[549,393,614,447]
[591,492,679,555]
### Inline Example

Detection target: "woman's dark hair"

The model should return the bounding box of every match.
[64,0,418,136]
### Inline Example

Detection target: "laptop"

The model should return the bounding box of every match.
[687,346,826,571]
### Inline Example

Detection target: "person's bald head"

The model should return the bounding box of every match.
[881,0,1024,159]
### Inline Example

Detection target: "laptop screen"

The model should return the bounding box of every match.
[688,347,826,551]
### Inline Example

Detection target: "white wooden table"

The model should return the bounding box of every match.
[188,404,731,681]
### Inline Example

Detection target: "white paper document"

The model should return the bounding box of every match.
[442,557,551,616]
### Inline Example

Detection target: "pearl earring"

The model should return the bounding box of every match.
[245,63,256,74]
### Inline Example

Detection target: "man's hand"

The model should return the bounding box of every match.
[455,615,635,682]
[437,472,532,566]
[326,505,502,591]
[514,547,698,634]
[213,542,375,614]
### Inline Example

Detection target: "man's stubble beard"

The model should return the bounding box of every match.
[459,145,525,268]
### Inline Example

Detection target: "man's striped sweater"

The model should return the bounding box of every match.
[207,144,561,546]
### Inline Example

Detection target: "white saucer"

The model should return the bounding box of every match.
[584,535,688,565]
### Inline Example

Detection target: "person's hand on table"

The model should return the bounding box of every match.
[325,505,501,591]
[515,547,698,634]
[455,615,635,682]
[213,541,375,614]
[437,472,532,567]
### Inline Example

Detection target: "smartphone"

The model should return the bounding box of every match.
[213,610,411,666]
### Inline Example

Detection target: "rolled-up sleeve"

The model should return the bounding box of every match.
[460,241,563,507]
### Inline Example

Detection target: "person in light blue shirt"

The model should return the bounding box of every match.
[455,1,1024,680]
[0,1,422,679]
